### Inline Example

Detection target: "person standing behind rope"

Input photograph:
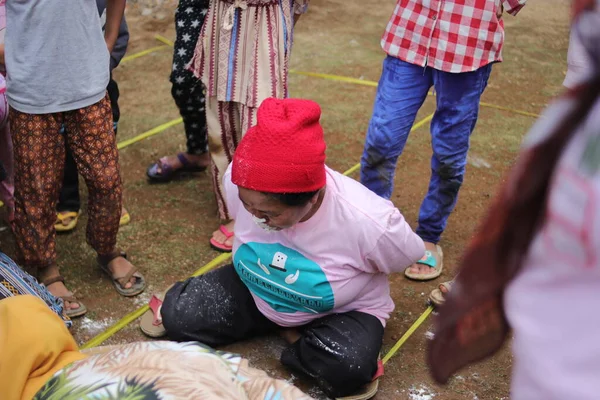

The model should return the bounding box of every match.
[188,0,310,253]
[146,0,212,182]
[360,0,526,282]
[5,0,146,319]
[55,0,131,233]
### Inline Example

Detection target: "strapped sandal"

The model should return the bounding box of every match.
[97,250,146,297]
[42,275,87,318]
[146,152,207,183]
[139,289,170,338]
[404,245,444,281]
[429,280,454,307]
[209,225,234,253]
[336,360,384,400]
[55,211,80,232]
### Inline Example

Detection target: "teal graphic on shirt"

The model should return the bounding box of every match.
[234,242,335,314]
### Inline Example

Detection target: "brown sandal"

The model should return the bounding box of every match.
[42,275,87,318]
[97,250,146,297]
[429,280,454,307]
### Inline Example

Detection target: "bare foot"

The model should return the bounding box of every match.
[39,266,81,311]
[212,220,235,248]
[154,152,210,174]
[406,241,440,276]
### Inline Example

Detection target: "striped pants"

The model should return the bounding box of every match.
[206,96,257,220]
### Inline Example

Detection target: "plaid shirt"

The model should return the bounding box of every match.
[382,0,526,73]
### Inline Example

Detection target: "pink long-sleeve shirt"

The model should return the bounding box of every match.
[224,165,425,327]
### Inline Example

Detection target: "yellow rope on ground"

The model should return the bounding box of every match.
[382,306,434,365]
[117,118,183,150]
[154,34,174,47]
[81,113,435,359]
[121,44,170,64]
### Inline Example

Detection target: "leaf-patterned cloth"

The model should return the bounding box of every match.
[34,341,312,400]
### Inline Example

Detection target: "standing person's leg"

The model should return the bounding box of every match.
[64,95,145,296]
[0,90,13,222]
[56,76,127,232]
[147,0,210,182]
[9,109,85,315]
[55,132,81,232]
[406,64,493,278]
[106,75,130,226]
[206,97,241,251]
[360,56,432,199]
[161,264,278,345]
[281,312,384,398]
[207,102,255,248]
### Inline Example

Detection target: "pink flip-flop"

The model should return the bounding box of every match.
[139,293,166,338]
[209,225,234,253]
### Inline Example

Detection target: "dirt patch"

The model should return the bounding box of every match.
[0,0,572,399]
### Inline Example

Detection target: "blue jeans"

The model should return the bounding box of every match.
[360,56,492,244]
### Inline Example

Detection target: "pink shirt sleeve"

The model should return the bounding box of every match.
[363,208,425,274]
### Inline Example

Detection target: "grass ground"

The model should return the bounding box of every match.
[0,0,572,398]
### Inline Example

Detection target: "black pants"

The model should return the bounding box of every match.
[57,77,120,213]
[170,0,210,156]
[161,264,384,398]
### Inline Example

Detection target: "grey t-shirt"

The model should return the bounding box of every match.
[5,0,110,114]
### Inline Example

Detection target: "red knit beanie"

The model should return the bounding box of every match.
[232,98,326,193]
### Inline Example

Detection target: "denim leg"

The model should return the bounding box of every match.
[416,64,493,243]
[360,56,431,199]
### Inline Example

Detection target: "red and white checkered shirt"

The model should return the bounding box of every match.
[382,0,526,73]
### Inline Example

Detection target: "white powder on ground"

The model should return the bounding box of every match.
[408,384,436,400]
[467,154,492,168]
[79,317,115,335]
[133,291,152,307]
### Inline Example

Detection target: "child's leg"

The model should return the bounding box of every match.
[161,264,278,345]
[9,109,65,270]
[63,95,121,257]
[281,311,384,398]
